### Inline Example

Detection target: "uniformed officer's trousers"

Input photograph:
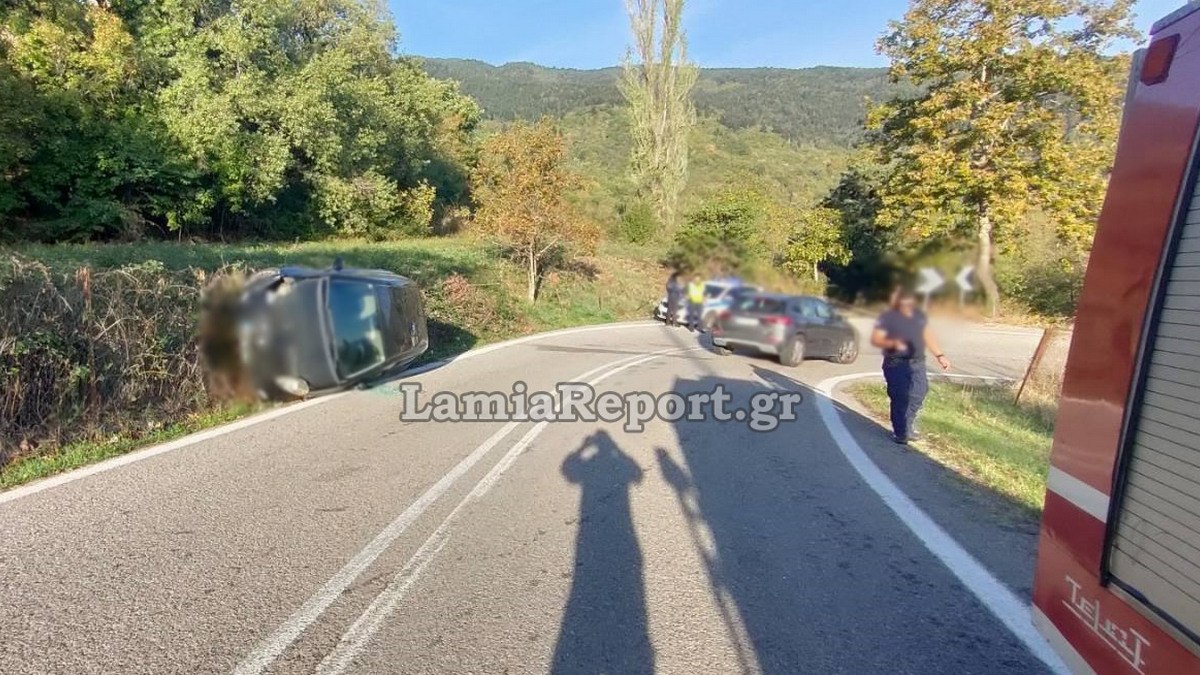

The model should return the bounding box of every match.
[883,357,928,439]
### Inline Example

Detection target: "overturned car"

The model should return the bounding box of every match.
[202,260,428,402]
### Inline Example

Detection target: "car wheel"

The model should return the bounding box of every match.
[833,337,859,364]
[779,335,805,367]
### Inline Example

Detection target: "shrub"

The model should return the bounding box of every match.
[997,250,1086,318]
[667,188,764,274]
[616,201,658,244]
[0,257,209,465]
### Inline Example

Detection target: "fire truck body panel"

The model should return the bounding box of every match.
[1034,4,1200,673]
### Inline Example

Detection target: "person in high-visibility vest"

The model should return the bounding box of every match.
[686,275,706,332]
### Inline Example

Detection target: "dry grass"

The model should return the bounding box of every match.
[0,257,212,467]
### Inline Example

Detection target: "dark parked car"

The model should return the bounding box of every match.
[235,260,428,400]
[710,293,859,367]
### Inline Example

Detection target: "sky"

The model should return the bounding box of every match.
[389,0,1183,70]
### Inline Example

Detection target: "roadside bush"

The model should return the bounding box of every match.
[997,251,1086,318]
[667,189,764,274]
[616,201,658,244]
[0,257,209,466]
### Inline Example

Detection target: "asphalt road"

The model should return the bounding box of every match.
[0,318,1058,674]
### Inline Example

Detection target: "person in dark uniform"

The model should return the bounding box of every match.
[870,288,952,444]
[665,272,683,327]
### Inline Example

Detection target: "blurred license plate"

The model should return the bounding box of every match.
[732,316,757,327]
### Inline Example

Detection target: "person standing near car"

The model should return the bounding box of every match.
[870,288,952,444]
[665,272,683,327]
[686,275,706,332]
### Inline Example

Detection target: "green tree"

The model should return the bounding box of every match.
[150,0,479,238]
[668,187,765,274]
[1,1,195,241]
[782,207,850,282]
[820,166,901,302]
[0,0,479,242]
[620,0,697,228]
[472,119,599,301]
[867,0,1136,316]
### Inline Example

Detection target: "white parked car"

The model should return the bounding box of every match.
[653,279,762,328]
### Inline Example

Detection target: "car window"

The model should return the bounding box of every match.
[734,295,759,311]
[813,299,833,319]
[328,279,387,378]
[759,298,786,314]
[737,296,785,313]
[704,284,725,299]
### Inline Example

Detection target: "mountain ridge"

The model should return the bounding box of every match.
[419,57,898,148]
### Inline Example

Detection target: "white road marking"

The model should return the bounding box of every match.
[814,372,1069,674]
[230,420,520,675]
[0,321,661,505]
[234,345,698,675]
[0,394,350,506]
[314,348,706,675]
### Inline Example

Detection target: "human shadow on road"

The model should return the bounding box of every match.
[552,431,654,675]
[654,372,1049,674]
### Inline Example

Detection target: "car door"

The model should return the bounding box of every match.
[380,280,429,361]
[794,298,832,356]
[816,300,853,354]
[812,299,843,357]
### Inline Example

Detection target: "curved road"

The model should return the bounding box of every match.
[0,320,1057,674]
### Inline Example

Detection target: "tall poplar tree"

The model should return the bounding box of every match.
[620,0,697,229]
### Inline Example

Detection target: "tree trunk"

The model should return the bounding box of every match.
[812,261,819,282]
[977,208,1000,318]
[527,250,538,302]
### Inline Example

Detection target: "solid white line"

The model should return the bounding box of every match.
[0,394,350,506]
[0,321,662,505]
[315,348,705,674]
[814,372,1069,674]
[234,345,696,675]
[1046,466,1110,523]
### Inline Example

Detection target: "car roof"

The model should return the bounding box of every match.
[746,292,824,302]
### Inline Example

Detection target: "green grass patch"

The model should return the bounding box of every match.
[852,382,1055,515]
[13,237,492,281]
[0,402,258,490]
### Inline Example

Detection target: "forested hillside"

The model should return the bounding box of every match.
[421,58,897,147]
[554,107,851,225]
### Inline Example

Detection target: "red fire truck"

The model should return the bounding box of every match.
[1032,3,1200,673]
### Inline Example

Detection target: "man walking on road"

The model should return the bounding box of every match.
[870,288,952,444]
[685,275,706,332]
